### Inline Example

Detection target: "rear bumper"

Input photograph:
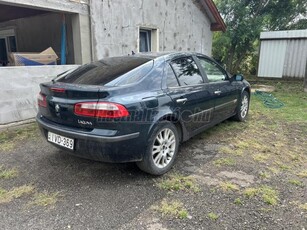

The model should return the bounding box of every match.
[36,115,144,163]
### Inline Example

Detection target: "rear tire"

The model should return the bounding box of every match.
[136,121,179,175]
[233,91,250,121]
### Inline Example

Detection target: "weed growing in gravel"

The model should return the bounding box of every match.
[219,146,243,156]
[288,180,304,187]
[153,200,189,219]
[299,203,307,211]
[234,198,243,205]
[207,212,219,221]
[259,171,271,179]
[0,166,18,179]
[30,191,60,207]
[158,173,200,193]
[0,142,15,152]
[297,170,307,178]
[243,186,279,205]
[275,161,291,171]
[267,167,280,175]
[0,185,34,204]
[213,158,235,167]
[219,181,239,192]
[243,188,258,198]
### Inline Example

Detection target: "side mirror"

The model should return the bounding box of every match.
[232,74,244,81]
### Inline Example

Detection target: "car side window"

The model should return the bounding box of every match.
[197,57,227,83]
[170,57,204,86]
[165,64,179,87]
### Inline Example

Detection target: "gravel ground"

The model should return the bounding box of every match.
[0,109,306,230]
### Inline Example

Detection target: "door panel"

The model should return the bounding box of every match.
[167,85,214,134]
[196,56,240,122]
[208,81,239,122]
[166,57,214,135]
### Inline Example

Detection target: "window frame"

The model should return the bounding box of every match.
[0,28,17,64]
[168,56,206,87]
[138,27,159,53]
[164,62,180,88]
[139,29,151,52]
[195,55,230,83]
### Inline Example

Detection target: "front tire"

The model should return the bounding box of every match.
[136,121,179,175]
[233,91,250,121]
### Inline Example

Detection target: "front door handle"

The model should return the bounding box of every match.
[214,90,222,95]
[176,98,188,104]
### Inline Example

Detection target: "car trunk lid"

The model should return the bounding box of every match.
[39,82,108,129]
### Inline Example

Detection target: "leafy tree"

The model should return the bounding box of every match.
[213,0,307,74]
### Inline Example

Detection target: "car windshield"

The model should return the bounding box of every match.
[56,57,154,86]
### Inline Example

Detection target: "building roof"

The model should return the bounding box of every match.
[200,0,226,32]
[260,30,307,40]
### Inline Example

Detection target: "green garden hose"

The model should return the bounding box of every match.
[253,90,284,109]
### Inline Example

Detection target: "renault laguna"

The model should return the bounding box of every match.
[36,52,250,175]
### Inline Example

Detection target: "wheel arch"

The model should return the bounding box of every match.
[148,113,186,143]
[159,114,184,142]
[242,86,251,97]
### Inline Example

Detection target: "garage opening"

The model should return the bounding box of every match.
[0,2,91,124]
[0,3,78,66]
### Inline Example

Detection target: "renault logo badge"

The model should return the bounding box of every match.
[55,104,60,113]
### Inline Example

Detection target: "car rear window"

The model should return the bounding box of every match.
[56,57,153,86]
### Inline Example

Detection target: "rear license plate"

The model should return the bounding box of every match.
[47,131,74,150]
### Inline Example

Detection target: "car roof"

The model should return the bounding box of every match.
[95,52,213,65]
[133,51,209,60]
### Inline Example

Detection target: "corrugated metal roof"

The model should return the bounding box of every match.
[260,30,307,40]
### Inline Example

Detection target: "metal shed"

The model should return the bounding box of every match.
[258,30,307,78]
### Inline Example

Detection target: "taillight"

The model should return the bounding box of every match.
[37,92,47,107]
[50,87,65,93]
[74,102,129,118]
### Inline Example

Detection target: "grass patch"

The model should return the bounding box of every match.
[213,158,235,167]
[158,173,200,193]
[288,179,304,187]
[153,200,189,219]
[243,186,279,205]
[0,185,34,204]
[219,181,239,192]
[253,154,270,163]
[30,191,60,207]
[0,124,39,152]
[207,212,219,221]
[0,166,18,179]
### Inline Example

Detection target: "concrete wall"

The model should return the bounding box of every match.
[90,0,213,60]
[0,65,79,124]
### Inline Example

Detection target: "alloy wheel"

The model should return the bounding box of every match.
[152,128,176,168]
[240,95,249,118]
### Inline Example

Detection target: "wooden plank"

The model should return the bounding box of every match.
[0,0,89,15]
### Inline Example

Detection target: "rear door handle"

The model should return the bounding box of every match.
[176,98,188,104]
[214,90,222,95]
